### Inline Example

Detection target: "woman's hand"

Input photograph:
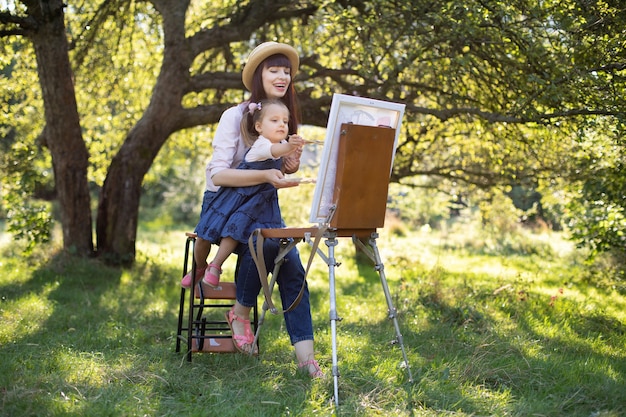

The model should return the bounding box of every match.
[265,169,300,188]
[283,155,300,174]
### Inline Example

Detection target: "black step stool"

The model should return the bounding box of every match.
[175,233,258,361]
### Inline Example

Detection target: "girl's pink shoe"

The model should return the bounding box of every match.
[202,263,222,287]
[180,265,207,288]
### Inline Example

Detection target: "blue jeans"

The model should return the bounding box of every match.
[235,237,314,345]
[200,190,314,345]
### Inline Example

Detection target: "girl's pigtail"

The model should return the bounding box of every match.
[241,103,260,147]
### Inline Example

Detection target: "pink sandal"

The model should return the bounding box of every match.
[298,359,324,378]
[225,307,258,355]
[202,263,222,287]
[180,265,207,288]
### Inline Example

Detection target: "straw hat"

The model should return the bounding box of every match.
[242,42,299,91]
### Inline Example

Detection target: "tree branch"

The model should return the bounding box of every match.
[0,10,38,36]
[406,104,624,124]
[188,1,318,56]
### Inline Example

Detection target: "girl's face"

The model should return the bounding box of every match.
[261,65,291,99]
[255,104,290,143]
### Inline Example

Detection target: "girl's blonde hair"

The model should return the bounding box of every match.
[240,99,289,147]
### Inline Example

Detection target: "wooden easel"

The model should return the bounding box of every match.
[252,123,413,407]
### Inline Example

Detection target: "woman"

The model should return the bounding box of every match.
[181,42,323,378]
[194,99,304,289]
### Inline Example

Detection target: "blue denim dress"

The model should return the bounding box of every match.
[195,157,285,245]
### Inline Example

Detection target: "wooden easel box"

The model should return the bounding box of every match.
[330,123,396,230]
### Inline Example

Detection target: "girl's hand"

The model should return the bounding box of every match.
[288,135,306,148]
[283,135,304,174]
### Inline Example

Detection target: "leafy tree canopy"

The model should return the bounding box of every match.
[0,0,624,262]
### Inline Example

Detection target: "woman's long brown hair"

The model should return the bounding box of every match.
[244,53,300,137]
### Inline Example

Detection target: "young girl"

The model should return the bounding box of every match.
[194,99,305,287]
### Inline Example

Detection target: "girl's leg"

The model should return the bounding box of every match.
[194,237,211,270]
[180,237,211,288]
[203,237,238,286]
[193,190,218,270]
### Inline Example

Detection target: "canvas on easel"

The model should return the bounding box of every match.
[310,94,406,225]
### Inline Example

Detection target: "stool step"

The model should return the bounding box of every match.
[193,335,237,353]
[195,281,236,300]
[177,233,258,361]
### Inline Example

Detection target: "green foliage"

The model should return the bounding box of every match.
[0,139,53,255]
[140,126,213,227]
[3,197,52,253]
[386,182,450,228]
[0,37,52,251]
[565,118,626,258]
[568,187,625,256]
[68,1,164,186]
[1,0,625,262]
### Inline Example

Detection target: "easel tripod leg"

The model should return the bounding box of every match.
[354,234,414,383]
[325,236,341,408]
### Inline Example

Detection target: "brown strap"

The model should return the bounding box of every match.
[249,226,325,314]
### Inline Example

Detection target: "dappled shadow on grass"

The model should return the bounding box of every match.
[0,238,331,415]
[377,270,625,416]
[190,235,626,416]
[324,296,625,415]
[153,353,334,416]
[292,238,626,415]
[0,249,188,416]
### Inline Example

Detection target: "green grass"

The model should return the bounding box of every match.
[1,220,625,416]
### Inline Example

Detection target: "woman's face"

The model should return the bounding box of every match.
[261,65,291,99]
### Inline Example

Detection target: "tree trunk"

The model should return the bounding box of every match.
[95,116,176,265]
[95,0,190,265]
[27,0,94,256]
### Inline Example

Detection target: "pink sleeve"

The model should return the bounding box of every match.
[204,105,246,191]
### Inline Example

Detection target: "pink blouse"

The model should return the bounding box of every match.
[204,103,248,192]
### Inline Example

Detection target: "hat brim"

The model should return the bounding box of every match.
[242,42,299,91]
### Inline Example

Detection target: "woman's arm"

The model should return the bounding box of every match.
[212,167,300,189]
[206,106,245,191]
[208,106,301,189]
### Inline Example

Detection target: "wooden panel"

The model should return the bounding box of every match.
[258,227,376,239]
[330,124,395,229]
[195,281,237,300]
[193,336,237,353]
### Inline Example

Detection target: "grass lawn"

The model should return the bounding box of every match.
[1,218,624,416]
